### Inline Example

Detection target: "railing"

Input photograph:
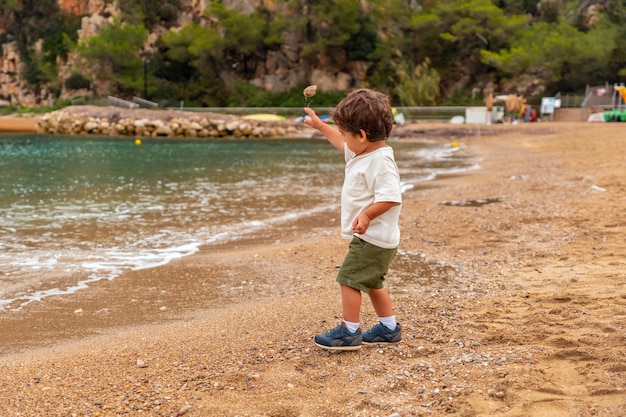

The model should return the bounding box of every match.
[133,97,158,108]
[173,106,314,117]
[107,96,138,109]
[555,92,585,108]
[65,99,571,123]
[556,86,625,113]
[169,105,470,122]
[395,106,468,121]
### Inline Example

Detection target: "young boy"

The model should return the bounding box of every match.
[303,88,402,351]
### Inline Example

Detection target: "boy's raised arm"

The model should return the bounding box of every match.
[303,107,345,152]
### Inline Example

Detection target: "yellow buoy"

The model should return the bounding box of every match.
[451,141,458,148]
[135,138,141,145]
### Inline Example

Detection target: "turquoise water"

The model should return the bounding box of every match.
[0,134,477,311]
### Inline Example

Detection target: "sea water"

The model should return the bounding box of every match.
[0,134,477,311]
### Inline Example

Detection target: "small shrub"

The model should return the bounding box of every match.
[65,73,91,90]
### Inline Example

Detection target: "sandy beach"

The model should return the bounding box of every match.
[0,122,624,416]
[0,115,39,132]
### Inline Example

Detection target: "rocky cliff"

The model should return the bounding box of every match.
[0,0,110,106]
[0,1,259,106]
[0,0,364,107]
[3,0,613,108]
[57,0,103,15]
[0,43,21,107]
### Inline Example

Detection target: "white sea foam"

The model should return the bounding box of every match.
[0,201,343,311]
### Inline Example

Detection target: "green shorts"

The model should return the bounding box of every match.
[336,236,397,293]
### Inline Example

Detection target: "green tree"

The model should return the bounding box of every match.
[395,58,441,106]
[77,20,149,96]
[263,8,290,48]
[160,22,228,105]
[537,0,562,23]
[365,0,527,100]
[601,0,626,81]
[421,0,527,90]
[0,0,80,94]
[496,0,538,16]
[363,0,422,96]
[119,0,181,29]
[205,2,267,77]
[481,18,618,93]
[1,0,63,47]
[0,0,20,11]
[284,0,361,64]
[609,27,626,81]
[4,0,626,107]
[0,0,22,29]
[162,22,223,67]
[159,3,287,105]
[346,12,379,61]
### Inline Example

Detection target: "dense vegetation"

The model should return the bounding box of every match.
[1,0,625,107]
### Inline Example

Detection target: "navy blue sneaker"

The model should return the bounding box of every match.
[362,323,402,344]
[314,323,362,351]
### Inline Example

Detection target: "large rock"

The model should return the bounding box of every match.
[58,0,106,15]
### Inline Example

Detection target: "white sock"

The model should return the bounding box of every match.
[343,320,360,334]
[379,316,397,331]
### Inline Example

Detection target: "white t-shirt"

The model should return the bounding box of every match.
[342,144,402,249]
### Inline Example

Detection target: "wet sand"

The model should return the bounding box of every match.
[0,122,624,416]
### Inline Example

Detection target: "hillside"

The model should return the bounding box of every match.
[0,0,624,108]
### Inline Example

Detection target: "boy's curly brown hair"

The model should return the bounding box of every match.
[332,89,394,142]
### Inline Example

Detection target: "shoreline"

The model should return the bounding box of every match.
[1,122,624,416]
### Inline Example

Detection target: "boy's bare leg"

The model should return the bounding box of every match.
[313,284,364,350]
[363,287,401,343]
[368,288,394,317]
[341,284,362,323]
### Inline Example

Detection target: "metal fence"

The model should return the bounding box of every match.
[66,97,551,122]
[71,97,471,122]
[167,105,469,122]
[554,93,585,108]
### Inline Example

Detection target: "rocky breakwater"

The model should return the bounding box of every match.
[36,105,315,139]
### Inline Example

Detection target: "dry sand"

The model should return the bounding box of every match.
[0,122,624,416]
[0,115,39,132]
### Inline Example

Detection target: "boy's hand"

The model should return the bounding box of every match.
[352,213,371,234]
[303,107,325,130]
[304,107,345,152]
[352,202,399,235]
